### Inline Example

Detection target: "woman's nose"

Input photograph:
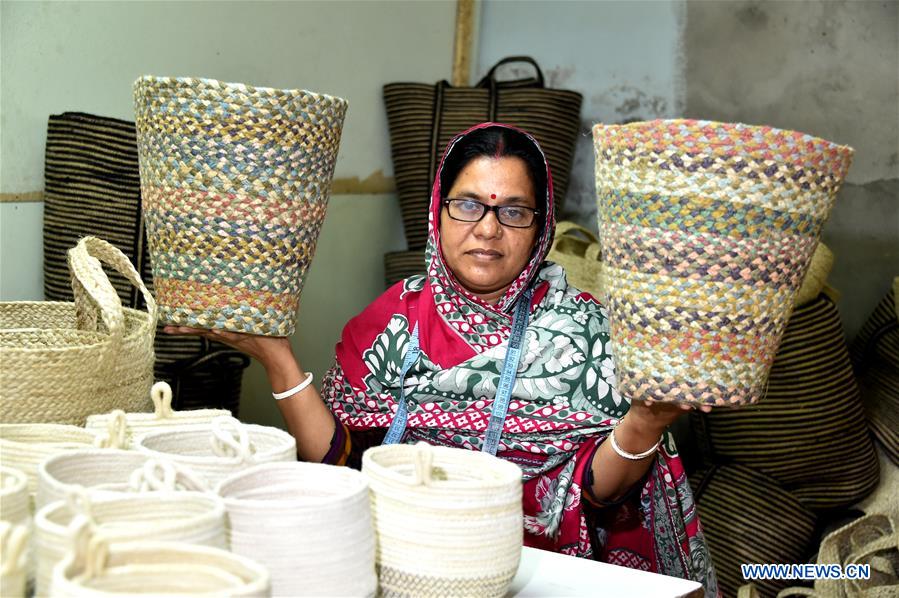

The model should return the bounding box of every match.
[473,209,502,238]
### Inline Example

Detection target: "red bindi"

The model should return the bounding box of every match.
[490,193,496,199]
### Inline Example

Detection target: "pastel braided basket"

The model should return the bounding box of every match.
[593,119,853,406]
[134,76,348,336]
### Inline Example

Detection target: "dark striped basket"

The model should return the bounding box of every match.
[850,283,898,466]
[690,293,880,512]
[41,112,248,414]
[690,463,818,598]
[384,56,582,250]
[384,250,426,288]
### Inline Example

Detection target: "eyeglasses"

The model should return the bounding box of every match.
[442,198,539,228]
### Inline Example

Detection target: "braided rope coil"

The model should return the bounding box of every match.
[362,442,523,598]
[134,75,349,336]
[593,119,853,406]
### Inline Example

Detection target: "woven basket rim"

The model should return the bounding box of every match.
[134,75,348,107]
[136,424,294,464]
[362,444,522,490]
[592,118,854,153]
[215,461,367,507]
[35,491,225,533]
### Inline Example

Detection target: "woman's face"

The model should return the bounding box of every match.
[439,156,540,304]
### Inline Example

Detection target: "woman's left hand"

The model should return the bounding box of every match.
[616,399,713,448]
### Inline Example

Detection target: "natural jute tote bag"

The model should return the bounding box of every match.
[1,237,155,425]
[134,76,348,336]
[593,119,853,407]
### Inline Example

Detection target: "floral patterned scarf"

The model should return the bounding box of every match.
[321,123,719,596]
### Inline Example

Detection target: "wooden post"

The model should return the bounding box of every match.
[452,0,478,87]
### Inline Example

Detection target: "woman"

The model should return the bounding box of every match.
[168,123,719,596]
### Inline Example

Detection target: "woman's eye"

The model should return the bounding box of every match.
[458,200,481,212]
[503,208,525,220]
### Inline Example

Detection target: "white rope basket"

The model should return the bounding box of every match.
[0,521,28,598]
[35,448,207,510]
[0,467,29,526]
[216,461,376,597]
[34,489,227,596]
[0,423,100,499]
[135,416,296,487]
[85,381,231,447]
[362,442,524,598]
[49,517,269,597]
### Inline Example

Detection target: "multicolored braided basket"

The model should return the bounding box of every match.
[593,119,853,406]
[134,76,348,336]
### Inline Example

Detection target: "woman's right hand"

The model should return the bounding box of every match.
[162,326,294,371]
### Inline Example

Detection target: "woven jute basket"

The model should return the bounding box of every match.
[0,521,28,598]
[593,119,853,406]
[34,490,227,596]
[134,416,296,487]
[85,382,230,447]
[547,221,605,299]
[0,467,29,526]
[50,518,269,597]
[0,424,100,500]
[216,462,376,597]
[362,442,523,598]
[134,75,348,336]
[0,237,156,424]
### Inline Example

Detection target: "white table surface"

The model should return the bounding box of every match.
[507,546,704,598]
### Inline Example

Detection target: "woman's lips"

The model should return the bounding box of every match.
[467,248,503,260]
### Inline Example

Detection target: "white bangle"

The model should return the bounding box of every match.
[272,372,314,401]
[609,427,662,460]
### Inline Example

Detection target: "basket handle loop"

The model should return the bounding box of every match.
[412,441,433,487]
[211,416,255,461]
[129,458,209,493]
[65,486,94,522]
[93,410,128,450]
[66,514,109,581]
[151,381,175,419]
[0,521,29,575]
[68,235,157,333]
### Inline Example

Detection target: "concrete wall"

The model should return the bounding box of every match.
[684,0,898,340]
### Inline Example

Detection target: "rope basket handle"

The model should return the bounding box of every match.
[128,458,209,493]
[210,417,256,462]
[477,56,545,88]
[68,236,158,332]
[0,521,29,576]
[93,410,128,450]
[411,442,434,487]
[65,487,95,523]
[151,382,175,419]
[66,515,110,582]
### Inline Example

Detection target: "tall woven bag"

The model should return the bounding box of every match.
[134,416,296,487]
[546,221,605,299]
[216,462,377,597]
[593,119,854,406]
[384,56,582,250]
[34,491,227,596]
[50,518,269,597]
[134,76,349,336]
[0,236,156,424]
[362,442,523,598]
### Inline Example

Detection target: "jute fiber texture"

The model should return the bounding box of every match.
[0,521,28,598]
[134,75,348,336]
[0,237,156,425]
[547,221,605,300]
[362,442,523,598]
[0,424,99,499]
[34,490,226,597]
[134,416,296,487]
[85,382,230,448]
[216,462,376,597]
[593,119,853,406]
[50,517,269,597]
[689,294,880,512]
[0,467,29,526]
